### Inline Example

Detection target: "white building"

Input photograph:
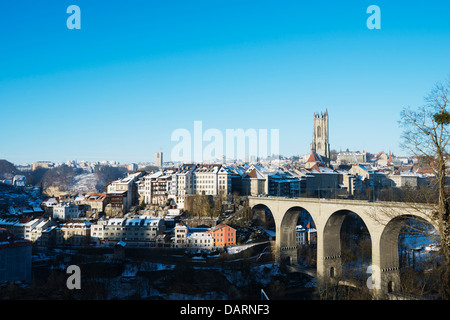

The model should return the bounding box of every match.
[187,231,214,250]
[173,222,213,250]
[193,164,220,196]
[174,222,189,247]
[192,164,232,196]
[296,223,317,245]
[143,170,175,206]
[52,202,80,220]
[107,171,144,212]
[141,164,233,209]
[173,164,196,208]
[90,216,165,245]
[12,175,26,187]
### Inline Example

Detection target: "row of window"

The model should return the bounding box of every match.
[93,227,158,231]
[93,232,157,236]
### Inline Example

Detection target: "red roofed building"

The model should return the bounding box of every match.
[305,152,325,169]
[0,228,32,283]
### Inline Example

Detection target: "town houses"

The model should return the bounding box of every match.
[174,222,236,249]
[0,111,444,257]
[0,213,237,250]
[0,151,440,252]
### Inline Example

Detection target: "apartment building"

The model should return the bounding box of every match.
[241,168,266,196]
[0,228,32,283]
[52,202,80,220]
[174,223,213,250]
[155,152,163,167]
[296,223,317,245]
[31,161,54,171]
[143,170,174,206]
[141,164,234,209]
[174,222,189,247]
[24,218,56,244]
[76,193,107,216]
[107,172,144,213]
[174,222,235,249]
[217,165,232,195]
[57,222,91,246]
[90,216,165,245]
[208,223,236,247]
[193,164,220,196]
[173,164,196,208]
[187,231,214,250]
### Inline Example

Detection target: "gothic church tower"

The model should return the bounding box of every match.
[310,110,330,160]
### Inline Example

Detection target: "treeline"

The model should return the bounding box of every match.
[183,193,248,219]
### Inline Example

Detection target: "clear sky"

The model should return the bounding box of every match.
[1,0,449,164]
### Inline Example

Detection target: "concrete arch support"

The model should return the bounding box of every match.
[317,211,347,281]
[248,196,437,298]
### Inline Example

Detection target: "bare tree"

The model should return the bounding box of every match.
[399,74,450,298]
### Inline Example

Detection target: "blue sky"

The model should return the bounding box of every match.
[0,0,449,164]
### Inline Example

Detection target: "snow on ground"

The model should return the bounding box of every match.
[221,263,281,287]
[70,173,99,193]
[226,243,259,254]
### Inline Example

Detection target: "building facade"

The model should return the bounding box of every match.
[57,222,91,246]
[52,202,79,220]
[0,228,32,283]
[90,216,166,245]
[106,172,144,214]
[208,223,236,247]
[155,152,163,167]
[174,222,236,249]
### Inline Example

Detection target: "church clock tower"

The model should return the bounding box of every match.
[310,110,330,160]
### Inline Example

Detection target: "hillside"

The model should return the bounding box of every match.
[0,159,18,180]
[40,165,127,195]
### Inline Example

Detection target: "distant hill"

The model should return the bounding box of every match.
[0,159,18,180]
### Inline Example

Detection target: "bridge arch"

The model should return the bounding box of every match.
[247,197,439,297]
[279,206,317,265]
[375,214,439,295]
[249,203,277,242]
[321,209,372,282]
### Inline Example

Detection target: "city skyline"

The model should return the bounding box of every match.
[1,1,450,164]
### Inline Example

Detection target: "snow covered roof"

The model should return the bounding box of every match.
[209,223,235,233]
[188,231,212,240]
[306,153,324,164]
[107,218,126,226]
[244,168,265,180]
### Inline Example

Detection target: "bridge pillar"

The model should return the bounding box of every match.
[317,238,343,283]
[277,208,304,265]
[317,212,345,282]
[371,223,402,298]
[274,223,299,264]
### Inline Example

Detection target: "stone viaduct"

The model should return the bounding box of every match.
[248,196,437,297]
